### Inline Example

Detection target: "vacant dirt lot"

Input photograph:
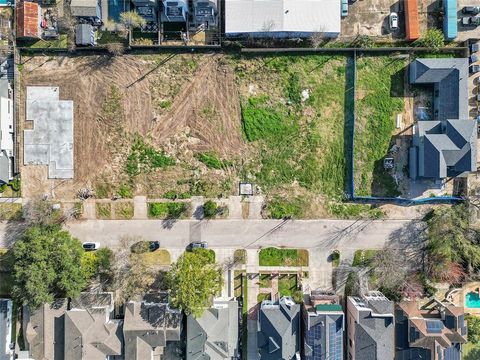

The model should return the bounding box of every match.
[19,53,245,199]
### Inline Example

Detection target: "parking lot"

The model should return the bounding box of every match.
[341,0,480,42]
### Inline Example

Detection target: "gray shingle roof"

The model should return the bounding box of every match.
[70,0,98,17]
[123,298,182,360]
[409,58,468,122]
[186,300,239,360]
[257,297,300,360]
[75,24,94,46]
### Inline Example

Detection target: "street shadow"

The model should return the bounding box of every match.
[192,205,204,220]
[161,218,178,229]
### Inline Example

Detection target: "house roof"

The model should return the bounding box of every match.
[409,58,468,122]
[75,24,94,46]
[24,299,68,360]
[70,0,98,17]
[123,297,182,360]
[16,1,39,38]
[225,0,340,36]
[396,300,467,360]
[257,297,300,360]
[348,293,395,360]
[186,300,239,360]
[414,119,476,178]
[64,308,123,360]
[0,299,12,360]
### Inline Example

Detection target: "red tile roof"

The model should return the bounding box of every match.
[16,1,39,38]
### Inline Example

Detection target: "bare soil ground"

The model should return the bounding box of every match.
[19,54,245,200]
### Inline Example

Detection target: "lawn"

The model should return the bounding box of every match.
[259,274,272,288]
[278,274,298,297]
[139,250,171,266]
[115,202,134,219]
[463,342,480,360]
[234,270,245,298]
[257,292,271,303]
[19,34,69,49]
[236,55,349,216]
[259,248,309,267]
[234,249,246,265]
[352,249,379,267]
[354,56,406,197]
[96,203,112,220]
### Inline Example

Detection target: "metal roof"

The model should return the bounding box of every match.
[225,0,340,37]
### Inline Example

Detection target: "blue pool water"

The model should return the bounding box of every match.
[465,291,480,308]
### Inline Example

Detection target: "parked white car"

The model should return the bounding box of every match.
[389,12,399,30]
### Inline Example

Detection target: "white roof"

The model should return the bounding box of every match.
[225,0,340,35]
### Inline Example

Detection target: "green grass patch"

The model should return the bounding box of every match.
[0,203,22,220]
[117,184,133,198]
[326,201,384,219]
[259,248,309,267]
[237,55,348,198]
[196,152,231,169]
[126,136,175,177]
[352,250,379,267]
[96,203,112,219]
[95,183,112,199]
[463,341,480,360]
[278,274,298,297]
[354,56,405,197]
[139,249,171,266]
[19,34,68,48]
[115,202,134,219]
[265,197,305,219]
[147,202,189,219]
[234,270,245,298]
[259,273,272,288]
[96,31,126,45]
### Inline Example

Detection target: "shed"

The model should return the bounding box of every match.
[75,23,95,46]
[405,0,420,41]
[443,0,457,40]
[16,1,40,39]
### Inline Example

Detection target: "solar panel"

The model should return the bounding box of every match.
[426,320,444,334]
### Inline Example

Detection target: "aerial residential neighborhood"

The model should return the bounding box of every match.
[3,0,480,359]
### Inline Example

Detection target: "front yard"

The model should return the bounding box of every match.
[259,248,309,267]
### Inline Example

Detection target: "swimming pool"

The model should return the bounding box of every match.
[465,291,480,308]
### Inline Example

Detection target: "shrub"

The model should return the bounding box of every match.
[148,202,189,219]
[197,152,224,169]
[203,200,218,218]
[266,197,304,219]
[117,184,133,198]
[10,178,20,192]
[414,29,445,49]
[126,136,175,177]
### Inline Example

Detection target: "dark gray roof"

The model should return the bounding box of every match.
[411,119,476,179]
[257,297,300,360]
[409,58,468,122]
[0,299,12,360]
[123,298,182,360]
[186,300,239,360]
[24,299,68,360]
[348,294,395,360]
[303,312,344,360]
[75,24,94,46]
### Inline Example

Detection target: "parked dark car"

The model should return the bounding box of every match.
[470,64,480,73]
[82,242,100,251]
[463,6,480,14]
[188,241,208,250]
[149,241,160,251]
[462,16,480,27]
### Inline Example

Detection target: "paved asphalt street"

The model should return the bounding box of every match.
[64,219,425,250]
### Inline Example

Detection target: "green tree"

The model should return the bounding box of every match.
[12,226,86,308]
[425,205,480,282]
[166,249,223,317]
[467,315,480,344]
[81,247,114,282]
[120,11,146,29]
[414,29,445,49]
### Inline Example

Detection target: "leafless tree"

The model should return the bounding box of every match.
[370,249,407,293]
[310,27,326,48]
[23,197,66,226]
